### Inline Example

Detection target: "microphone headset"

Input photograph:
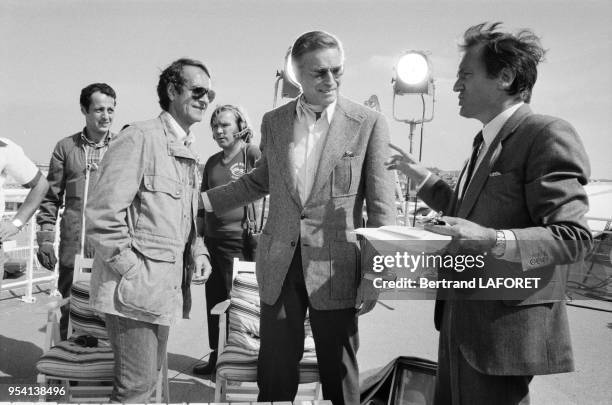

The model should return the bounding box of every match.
[211,104,253,143]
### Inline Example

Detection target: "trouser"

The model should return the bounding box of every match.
[257,245,360,405]
[105,314,169,403]
[434,300,532,405]
[205,237,251,351]
[57,264,73,340]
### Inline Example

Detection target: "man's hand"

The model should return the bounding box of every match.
[195,255,212,282]
[424,216,496,253]
[36,243,58,270]
[385,143,430,184]
[0,221,19,242]
[358,299,377,316]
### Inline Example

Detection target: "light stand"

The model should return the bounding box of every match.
[391,51,435,226]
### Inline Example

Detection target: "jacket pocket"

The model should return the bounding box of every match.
[329,240,359,300]
[143,174,183,198]
[117,245,179,316]
[332,157,360,197]
[135,175,184,238]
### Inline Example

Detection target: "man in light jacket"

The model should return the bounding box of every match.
[86,58,212,403]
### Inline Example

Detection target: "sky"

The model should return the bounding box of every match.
[1,0,611,179]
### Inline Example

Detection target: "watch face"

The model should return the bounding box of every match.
[11,219,24,229]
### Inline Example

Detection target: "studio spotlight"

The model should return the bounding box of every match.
[393,51,433,95]
[391,50,436,226]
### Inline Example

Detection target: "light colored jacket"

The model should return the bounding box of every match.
[86,113,206,325]
[207,96,396,310]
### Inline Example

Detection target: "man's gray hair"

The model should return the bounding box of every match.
[291,31,345,68]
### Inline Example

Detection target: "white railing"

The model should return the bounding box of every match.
[1,208,60,303]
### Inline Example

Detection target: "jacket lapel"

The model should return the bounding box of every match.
[306,96,362,205]
[274,100,303,209]
[457,104,532,218]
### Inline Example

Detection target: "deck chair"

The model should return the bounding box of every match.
[36,255,169,402]
[36,162,168,402]
[212,258,322,402]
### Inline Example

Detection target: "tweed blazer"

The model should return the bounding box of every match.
[418,104,592,375]
[207,96,396,310]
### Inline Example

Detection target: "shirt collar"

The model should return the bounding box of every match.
[296,95,337,124]
[160,111,195,146]
[81,128,113,148]
[482,102,524,146]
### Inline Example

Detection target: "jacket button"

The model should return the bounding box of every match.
[290,241,296,247]
[300,214,306,219]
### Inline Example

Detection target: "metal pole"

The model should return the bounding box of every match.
[21,216,36,303]
[404,122,417,226]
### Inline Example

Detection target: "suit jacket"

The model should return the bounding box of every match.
[207,96,396,310]
[418,104,592,375]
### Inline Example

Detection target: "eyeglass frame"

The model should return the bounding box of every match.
[184,85,216,102]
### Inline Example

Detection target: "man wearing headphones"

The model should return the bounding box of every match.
[194,104,261,375]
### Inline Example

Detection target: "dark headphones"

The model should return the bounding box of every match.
[211,105,253,143]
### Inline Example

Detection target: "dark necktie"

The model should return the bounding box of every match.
[461,131,484,197]
[314,111,322,121]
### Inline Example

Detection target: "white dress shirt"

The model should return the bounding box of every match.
[293,97,336,202]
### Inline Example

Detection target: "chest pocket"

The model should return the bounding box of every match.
[332,156,360,197]
[143,174,183,198]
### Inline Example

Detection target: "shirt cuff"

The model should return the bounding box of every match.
[415,171,432,192]
[500,229,521,263]
[201,192,213,212]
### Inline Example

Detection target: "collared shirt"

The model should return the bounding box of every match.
[160,111,199,244]
[457,102,524,199]
[81,128,113,168]
[461,102,524,261]
[162,111,195,147]
[293,96,337,202]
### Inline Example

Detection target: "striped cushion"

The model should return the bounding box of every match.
[228,297,260,336]
[216,343,319,382]
[230,272,259,305]
[227,330,260,351]
[70,281,107,340]
[36,338,114,379]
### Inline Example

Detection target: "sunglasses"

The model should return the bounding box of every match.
[311,65,344,80]
[187,86,216,102]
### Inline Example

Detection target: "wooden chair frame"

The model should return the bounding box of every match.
[212,258,321,402]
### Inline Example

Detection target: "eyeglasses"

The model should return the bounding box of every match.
[187,86,216,102]
[310,65,344,80]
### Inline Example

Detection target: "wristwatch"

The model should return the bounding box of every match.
[11,218,24,231]
[491,230,506,257]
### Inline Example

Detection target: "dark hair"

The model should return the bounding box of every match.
[210,104,253,143]
[460,22,546,102]
[157,58,211,111]
[80,83,116,111]
[291,31,344,67]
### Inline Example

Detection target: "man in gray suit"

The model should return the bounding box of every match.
[387,22,592,404]
[202,31,395,404]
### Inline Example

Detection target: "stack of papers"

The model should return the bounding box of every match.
[353,225,452,242]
